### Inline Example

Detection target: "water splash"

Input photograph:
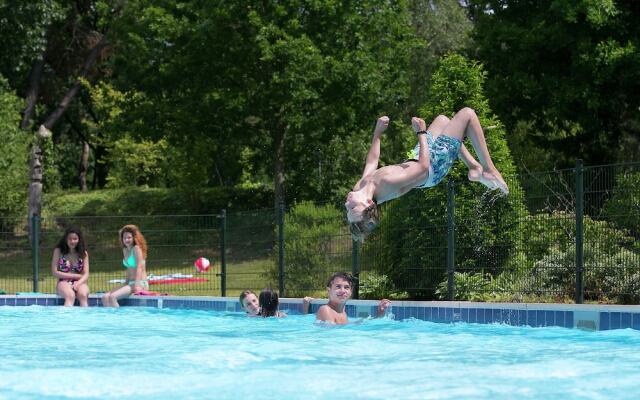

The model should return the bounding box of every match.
[473,188,506,255]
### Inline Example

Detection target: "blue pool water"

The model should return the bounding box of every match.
[1,306,639,399]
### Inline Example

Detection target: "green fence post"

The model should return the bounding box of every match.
[278,203,285,297]
[447,178,455,301]
[352,239,360,300]
[31,215,40,293]
[575,159,584,304]
[219,209,227,297]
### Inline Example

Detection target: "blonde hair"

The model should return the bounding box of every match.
[348,203,380,242]
[119,224,148,258]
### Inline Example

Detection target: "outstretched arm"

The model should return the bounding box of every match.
[360,116,390,180]
[302,296,314,314]
[411,117,430,172]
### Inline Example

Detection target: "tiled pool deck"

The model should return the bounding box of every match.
[1,294,639,331]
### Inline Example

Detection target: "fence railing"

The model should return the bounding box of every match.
[0,161,638,304]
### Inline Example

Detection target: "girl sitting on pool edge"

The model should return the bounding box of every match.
[50,227,90,307]
[101,224,149,307]
[316,272,390,325]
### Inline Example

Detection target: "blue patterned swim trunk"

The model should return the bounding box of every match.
[405,131,462,188]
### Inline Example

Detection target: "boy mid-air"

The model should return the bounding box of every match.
[345,108,508,241]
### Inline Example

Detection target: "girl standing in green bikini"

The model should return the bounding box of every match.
[102,224,149,307]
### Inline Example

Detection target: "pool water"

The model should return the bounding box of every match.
[1,306,639,399]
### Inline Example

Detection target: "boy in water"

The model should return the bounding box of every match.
[345,108,509,241]
[315,272,390,325]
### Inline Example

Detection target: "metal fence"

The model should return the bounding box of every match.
[0,161,638,303]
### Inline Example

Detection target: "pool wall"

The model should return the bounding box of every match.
[1,294,639,331]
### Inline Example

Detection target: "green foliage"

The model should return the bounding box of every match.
[0,76,29,218]
[107,0,419,203]
[0,0,66,84]
[440,213,639,304]
[521,212,638,263]
[406,0,473,114]
[531,241,639,304]
[435,272,491,302]
[469,0,640,169]
[105,136,169,188]
[358,271,408,300]
[603,171,640,235]
[269,201,345,296]
[44,186,273,217]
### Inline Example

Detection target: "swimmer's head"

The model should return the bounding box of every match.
[239,290,260,315]
[258,288,279,318]
[348,203,379,242]
[345,191,379,241]
[326,272,354,303]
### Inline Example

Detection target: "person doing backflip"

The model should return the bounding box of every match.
[345,107,508,241]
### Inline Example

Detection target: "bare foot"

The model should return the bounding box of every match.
[468,165,483,182]
[375,116,390,134]
[478,170,509,195]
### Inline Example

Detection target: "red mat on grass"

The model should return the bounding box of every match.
[149,278,208,285]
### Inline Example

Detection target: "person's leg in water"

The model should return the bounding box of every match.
[426,115,484,184]
[440,108,509,194]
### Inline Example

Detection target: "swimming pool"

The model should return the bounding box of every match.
[1,306,639,399]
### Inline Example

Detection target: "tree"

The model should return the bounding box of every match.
[468,0,640,170]
[406,0,473,115]
[106,0,419,207]
[0,1,121,220]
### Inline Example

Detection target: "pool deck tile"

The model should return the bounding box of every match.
[632,314,640,330]
[609,312,621,330]
[621,313,631,329]
[600,313,610,330]
[565,311,574,329]
[553,311,566,328]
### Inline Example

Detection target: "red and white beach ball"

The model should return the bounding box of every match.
[194,257,211,273]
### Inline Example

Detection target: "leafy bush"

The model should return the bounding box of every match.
[359,271,408,300]
[435,272,490,302]
[44,186,273,217]
[603,170,640,236]
[524,214,639,303]
[433,210,640,304]
[105,136,170,188]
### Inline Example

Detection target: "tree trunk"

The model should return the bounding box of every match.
[92,144,108,189]
[79,140,90,192]
[21,58,44,130]
[28,145,44,218]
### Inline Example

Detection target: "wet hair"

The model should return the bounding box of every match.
[55,226,87,257]
[119,224,147,258]
[326,272,354,288]
[239,290,256,307]
[349,202,380,242]
[258,288,279,317]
